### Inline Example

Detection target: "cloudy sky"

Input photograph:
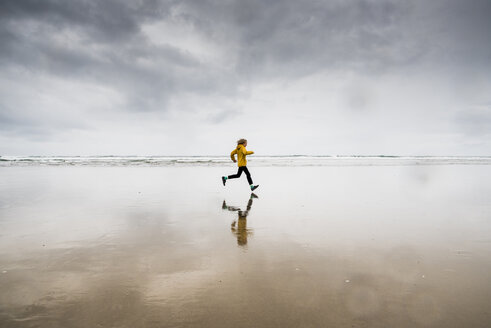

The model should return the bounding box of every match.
[1,0,490,156]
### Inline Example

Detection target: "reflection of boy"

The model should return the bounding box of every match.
[222,139,259,191]
[223,194,257,246]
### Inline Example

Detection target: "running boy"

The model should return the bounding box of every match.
[222,139,259,191]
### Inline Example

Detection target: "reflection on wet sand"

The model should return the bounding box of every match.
[222,193,257,246]
[3,234,488,328]
[1,166,490,327]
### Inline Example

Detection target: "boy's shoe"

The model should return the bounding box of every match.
[222,176,227,186]
[250,193,258,199]
[250,185,259,191]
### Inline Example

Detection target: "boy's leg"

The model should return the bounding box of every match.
[223,167,244,186]
[243,167,253,185]
[244,167,259,191]
[228,167,244,180]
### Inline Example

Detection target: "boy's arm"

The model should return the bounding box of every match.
[241,147,254,155]
[230,149,237,162]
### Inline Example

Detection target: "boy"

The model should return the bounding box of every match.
[222,139,259,191]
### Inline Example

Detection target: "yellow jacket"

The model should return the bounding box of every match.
[230,144,254,167]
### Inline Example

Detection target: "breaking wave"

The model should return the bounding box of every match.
[1,156,490,167]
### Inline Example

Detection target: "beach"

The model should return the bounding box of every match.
[1,160,490,327]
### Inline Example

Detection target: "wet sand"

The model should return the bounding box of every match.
[0,165,490,327]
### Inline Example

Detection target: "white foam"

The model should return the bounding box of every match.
[1,156,490,167]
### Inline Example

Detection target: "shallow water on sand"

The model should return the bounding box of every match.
[0,165,490,327]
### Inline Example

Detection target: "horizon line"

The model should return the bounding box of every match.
[2,154,491,158]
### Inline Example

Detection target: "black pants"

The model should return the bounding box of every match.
[228,166,253,185]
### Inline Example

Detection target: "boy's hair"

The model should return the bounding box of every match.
[237,138,247,145]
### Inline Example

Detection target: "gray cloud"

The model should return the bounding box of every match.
[3,1,488,91]
[2,0,490,94]
[0,0,239,114]
[176,0,491,78]
[0,100,89,140]
[456,103,491,136]
[0,0,165,42]
[0,0,490,154]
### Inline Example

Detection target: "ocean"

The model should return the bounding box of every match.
[1,155,491,166]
